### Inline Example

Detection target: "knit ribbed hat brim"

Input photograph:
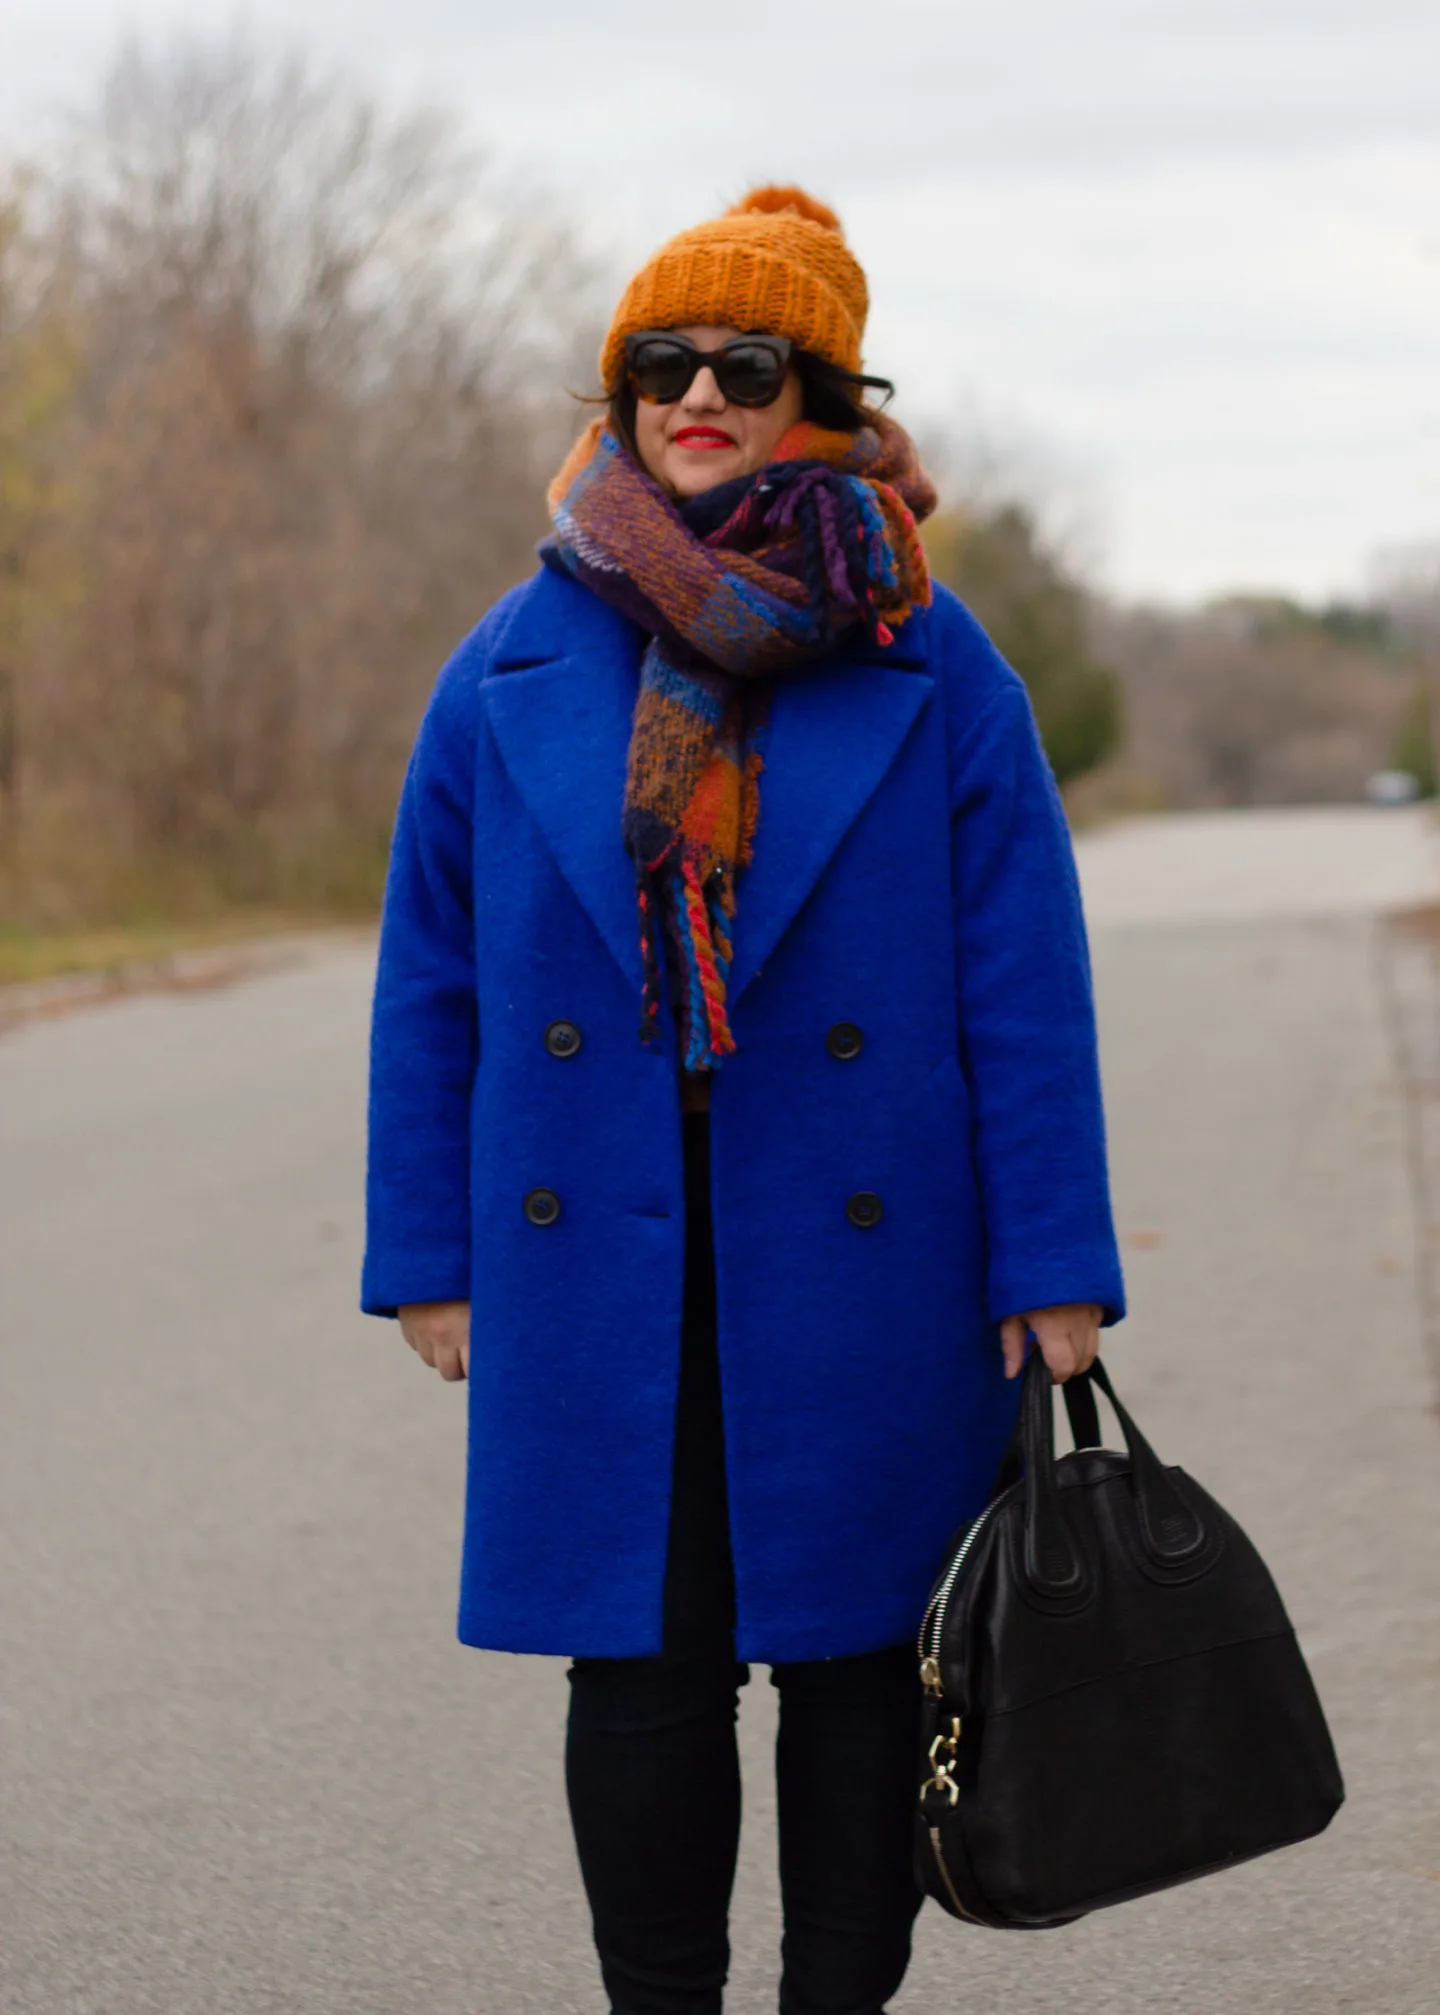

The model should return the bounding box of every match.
[600,185,868,390]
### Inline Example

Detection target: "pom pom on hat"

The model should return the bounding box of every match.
[727,184,844,234]
[599,182,868,391]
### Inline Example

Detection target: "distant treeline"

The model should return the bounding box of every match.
[927,517,1440,814]
[1089,580,1440,812]
[1,35,1436,935]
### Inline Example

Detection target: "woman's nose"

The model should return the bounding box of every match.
[682,365,726,411]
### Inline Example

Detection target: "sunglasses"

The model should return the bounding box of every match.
[624,331,794,409]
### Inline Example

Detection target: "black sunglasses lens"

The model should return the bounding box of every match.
[627,336,789,407]
[628,340,695,404]
[715,344,787,407]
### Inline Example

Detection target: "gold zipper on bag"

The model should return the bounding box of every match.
[928,1826,984,1922]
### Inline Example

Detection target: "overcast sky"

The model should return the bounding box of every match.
[4,0,1437,604]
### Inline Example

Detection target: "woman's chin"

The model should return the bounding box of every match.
[664,449,747,497]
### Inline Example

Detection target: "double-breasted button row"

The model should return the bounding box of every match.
[528,1186,879,1230]
[528,1187,879,1230]
[532,1020,579,1222]
[533,1013,875,1229]
[551,1016,860,1062]
[829,1023,878,1222]
[528,1187,880,1229]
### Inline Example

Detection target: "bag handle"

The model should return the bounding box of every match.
[1081,1358,1207,1564]
[1016,1352,1208,1595]
[1018,1350,1088,1594]
[1063,1372,1102,1449]
[992,1357,1101,1491]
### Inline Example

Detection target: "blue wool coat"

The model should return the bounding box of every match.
[362,563,1124,1664]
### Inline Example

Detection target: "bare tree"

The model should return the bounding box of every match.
[0,177,78,849]
[9,32,603,913]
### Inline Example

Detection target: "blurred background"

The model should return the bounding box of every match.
[1,1,1438,976]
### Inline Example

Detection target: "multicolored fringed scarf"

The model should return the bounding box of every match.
[544,412,936,1069]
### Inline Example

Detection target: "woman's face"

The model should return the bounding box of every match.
[631,325,804,498]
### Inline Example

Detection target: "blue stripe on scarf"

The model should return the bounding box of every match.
[642,650,727,724]
[691,572,817,671]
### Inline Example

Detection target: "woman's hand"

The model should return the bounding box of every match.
[398,1301,471,1382]
[1000,1303,1102,1383]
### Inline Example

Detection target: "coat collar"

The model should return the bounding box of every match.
[484,566,933,1000]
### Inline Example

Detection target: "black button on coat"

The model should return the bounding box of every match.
[846,1191,884,1229]
[524,1188,561,1226]
[827,1022,864,1060]
[545,1020,583,1057]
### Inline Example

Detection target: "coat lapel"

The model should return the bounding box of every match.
[726,655,933,1002]
[483,566,934,1001]
[484,570,647,987]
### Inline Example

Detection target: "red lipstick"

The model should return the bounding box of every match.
[673,426,735,450]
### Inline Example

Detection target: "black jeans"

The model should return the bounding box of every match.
[565,1115,922,2015]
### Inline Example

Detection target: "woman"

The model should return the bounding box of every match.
[363,186,1124,2015]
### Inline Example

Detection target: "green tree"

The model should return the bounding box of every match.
[924,503,1123,786]
[1388,680,1438,797]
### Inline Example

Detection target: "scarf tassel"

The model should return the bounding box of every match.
[756,466,912,653]
[636,854,738,1070]
[676,860,737,1070]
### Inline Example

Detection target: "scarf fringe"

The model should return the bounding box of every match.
[636,852,739,1070]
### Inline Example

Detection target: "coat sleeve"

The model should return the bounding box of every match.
[949,671,1126,1327]
[360,627,488,1319]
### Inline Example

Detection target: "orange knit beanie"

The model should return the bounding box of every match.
[599,184,869,392]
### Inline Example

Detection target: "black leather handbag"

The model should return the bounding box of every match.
[916,1353,1344,1927]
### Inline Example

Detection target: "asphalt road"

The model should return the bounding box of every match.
[3,808,1439,2014]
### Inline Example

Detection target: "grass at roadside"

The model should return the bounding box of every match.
[0,913,357,988]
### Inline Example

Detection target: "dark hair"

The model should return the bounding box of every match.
[795,351,895,431]
[597,347,895,461]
